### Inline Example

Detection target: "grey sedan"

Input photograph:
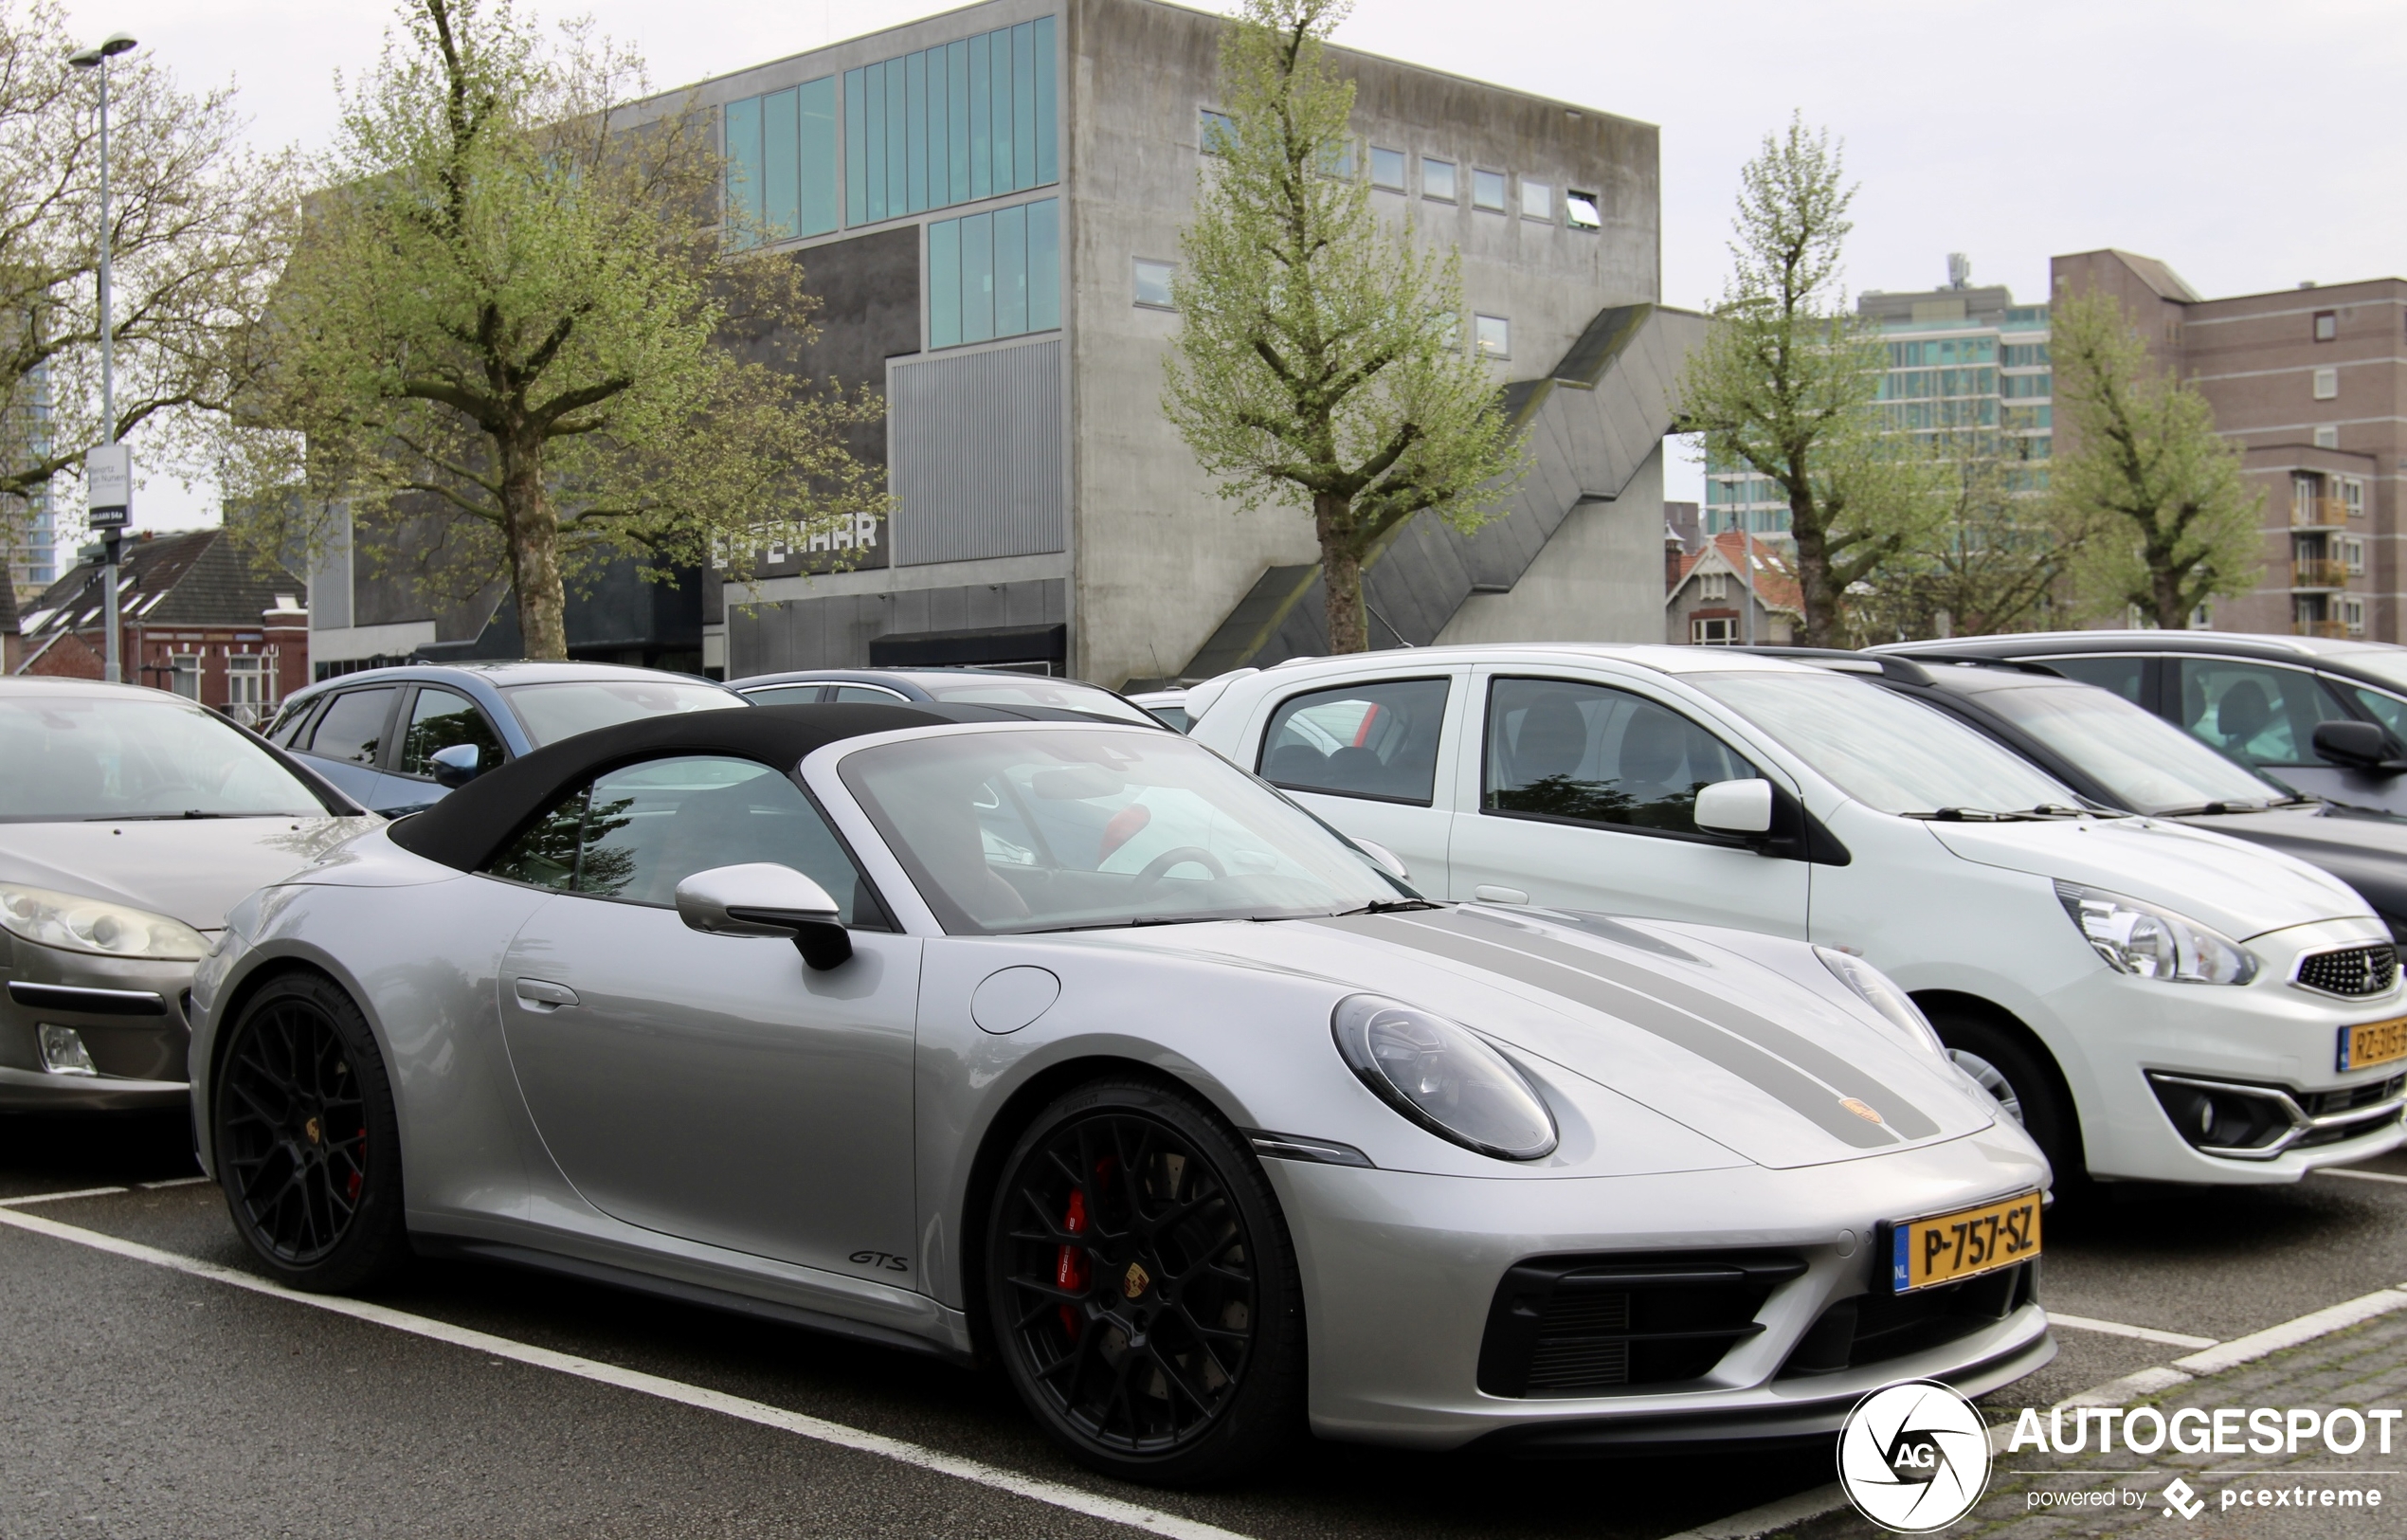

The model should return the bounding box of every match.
[1,678,375,1110]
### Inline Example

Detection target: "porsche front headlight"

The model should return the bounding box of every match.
[1816,946,1945,1058]
[0,881,209,962]
[1331,994,1557,1161]
[2054,881,2257,986]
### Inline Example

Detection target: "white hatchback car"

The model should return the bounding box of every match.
[1190,646,2407,1187]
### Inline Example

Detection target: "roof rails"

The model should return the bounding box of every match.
[1730,645,1933,686]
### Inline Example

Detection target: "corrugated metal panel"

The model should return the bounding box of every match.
[891,338,1064,566]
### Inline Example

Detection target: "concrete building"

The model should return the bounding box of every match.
[1664,530,1799,645]
[12,529,311,722]
[2054,250,2405,643]
[610,0,1699,689]
[1702,256,2052,543]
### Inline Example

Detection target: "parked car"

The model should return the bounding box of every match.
[264,662,750,817]
[0,678,376,1110]
[1188,645,2407,1188]
[1127,687,1191,732]
[192,702,2049,1480]
[1875,631,2407,818]
[728,666,1167,729]
[1801,650,2407,946]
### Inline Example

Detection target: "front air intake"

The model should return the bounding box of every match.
[1477,1253,1804,1398]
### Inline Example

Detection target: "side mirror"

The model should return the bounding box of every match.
[1352,838,1410,881]
[675,862,854,970]
[1694,777,1775,836]
[2313,720,2402,772]
[429,743,483,788]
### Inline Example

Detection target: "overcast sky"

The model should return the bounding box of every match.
[81,0,2407,524]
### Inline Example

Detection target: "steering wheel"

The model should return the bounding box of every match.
[1126,845,1228,896]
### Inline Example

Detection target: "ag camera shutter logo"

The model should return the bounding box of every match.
[1837,1380,1993,1532]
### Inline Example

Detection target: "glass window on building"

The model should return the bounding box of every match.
[1369,146,1404,190]
[724,77,838,245]
[1565,190,1600,229]
[1519,178,1551,221]
[2314,311,2337,342]
[1471,169,1507,211]
[1421,156,1456,201]
[1132,258,1174,310]
[1199,107,1234,155]
[2002,342,2050,369]
[845,17,1057,226]
[168,653,200,700]
[927,198,1060,349]
[1474,314,1509,358]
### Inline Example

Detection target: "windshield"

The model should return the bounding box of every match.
[1689,669,2076,817]
[839,727,1404,934]
[500,679,748,747]
[1976,682,2283,813]
[0,692,337,822]
[915,677,1160,727]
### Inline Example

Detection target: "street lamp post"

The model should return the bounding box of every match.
[70,31,136,684]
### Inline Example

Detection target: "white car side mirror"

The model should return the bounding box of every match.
[1694,778,1775,836]
[675,862,852,970]
[1353,838,1409,881]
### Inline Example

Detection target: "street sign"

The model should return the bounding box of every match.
[85,443,130,529]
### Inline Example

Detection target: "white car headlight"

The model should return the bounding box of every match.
[1815,946,1945,1058]
[1331,995,1558,1161]
[2054,880,2257,986]
[0,881,209,962]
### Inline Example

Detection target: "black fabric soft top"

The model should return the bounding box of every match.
[388,701,972,873]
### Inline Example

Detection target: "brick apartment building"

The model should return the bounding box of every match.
[2054,250,2406,643]
[11,529,310,722]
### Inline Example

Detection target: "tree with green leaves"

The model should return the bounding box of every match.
[1846,443,2087,643]
[1678,116,1940,647]
[221,0,881,659]
[1162,0,1521,654]
[2048,286,2260,629]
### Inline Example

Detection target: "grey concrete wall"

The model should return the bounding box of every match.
[1439,444,1667,644]
[726,575,1067,677]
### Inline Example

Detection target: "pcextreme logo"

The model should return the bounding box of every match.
[1837,1380,1992,1532]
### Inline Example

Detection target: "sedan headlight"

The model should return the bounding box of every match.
[1331,995,1557,1161]
[0,881,209,962]
[2054,880,2257,986]
[1816,946,1945,1057]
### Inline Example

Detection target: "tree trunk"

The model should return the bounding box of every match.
[2151,565,2190,631]
[1316,493,1368,653]
[501,432,570,660]
[1789,499,1839,647]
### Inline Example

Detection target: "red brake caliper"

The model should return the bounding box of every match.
[1056,1187,1090,1337]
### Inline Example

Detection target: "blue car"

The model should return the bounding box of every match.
[263,662,750,816]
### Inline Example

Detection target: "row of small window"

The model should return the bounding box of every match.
[2293,534,2368,573]
[2294,476,2367,519]
[1886,337,1996,368]
[927,199,1060,351]
[723,17,1059,246]
[1880,367,1996,401]
[2001,342,2050,369]
[1199,110,1601,228]
[1129,258,1511,354]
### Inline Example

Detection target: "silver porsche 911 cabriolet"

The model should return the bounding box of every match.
[190,703,2053,1483]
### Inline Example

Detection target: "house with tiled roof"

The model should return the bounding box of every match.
[13,529,310,723]
[1665,530,1801,645]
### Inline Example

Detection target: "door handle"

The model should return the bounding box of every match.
[1473,885,1529,905]
[513,978,580,1010]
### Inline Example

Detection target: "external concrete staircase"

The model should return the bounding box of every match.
[1159,300,1708,683]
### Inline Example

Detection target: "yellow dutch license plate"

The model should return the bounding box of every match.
[2341,1016,2407,1073]
[1888,1191,2042,1295]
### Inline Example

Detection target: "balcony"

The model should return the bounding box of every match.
[2291,557,2352,590]
[2291,497,2349,529]
[2293,619,2351,639]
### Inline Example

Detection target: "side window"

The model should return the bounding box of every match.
[303,688,398,766]
[1483,678,1755,834]
[399,688,506,777]
[1258,678,1450,805]
[830,685,911,704]
[744,684,826,706]
[268,698,321,748]
[2036,654,2144,704]
[2173,661,2352,770]
[2341,683,2407,745]
[485,755,880,925]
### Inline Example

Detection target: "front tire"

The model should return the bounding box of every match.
[986,1078,1305,1486]
[1928,1006,2085,1190]
[214,972,408,1292]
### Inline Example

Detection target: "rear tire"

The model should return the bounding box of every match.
[1927,1005,2085,1192]
[213,972,409,1292]
[985,1078,1305,1486]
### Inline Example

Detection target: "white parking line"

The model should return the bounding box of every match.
[2325,1167,2407,1187]
[2044,1313,2218,1350]
[139,1175,212,1189]
[0,1205,1255,1540]
[2171,1287,2407,1376]
[0,1186,130,1206]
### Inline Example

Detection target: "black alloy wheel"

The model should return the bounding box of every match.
[1927,1005,2087,1195]
[214,972,409,1292]
[987,1079,1304,1485]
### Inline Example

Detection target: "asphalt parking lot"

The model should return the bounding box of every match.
[3,1113,2404,1540]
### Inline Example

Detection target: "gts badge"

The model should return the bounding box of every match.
[850,1250,910,1273]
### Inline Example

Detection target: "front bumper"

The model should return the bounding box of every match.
[0,939,196,1111]
[1267,1125,2054,1451]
